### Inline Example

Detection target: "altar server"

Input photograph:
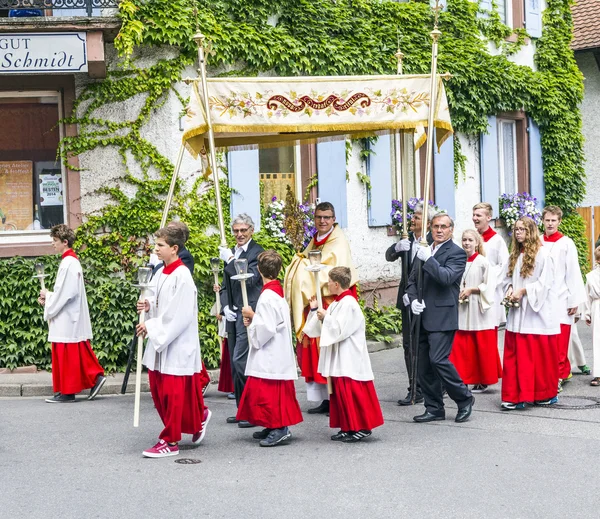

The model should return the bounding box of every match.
[541,206,586,390]
[237,250,303,447]
[472,203,509,327]
[304,267,383,443]
[501,217,560,410]
[136,226,210,458]
[449,230,502,392]
[583,246,600,387]
[39,224,106,404]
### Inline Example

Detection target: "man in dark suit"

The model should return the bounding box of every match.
[218,213,264,427]
[385,205,432,406]
[405,213,474,423]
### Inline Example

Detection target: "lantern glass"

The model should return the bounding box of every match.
[137,267,153,285]
[210,257,221,273]
[34,262,45,276]
[309,250,322,266]
[234,258,248,276]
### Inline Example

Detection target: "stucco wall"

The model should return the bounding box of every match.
[577,52,600,207]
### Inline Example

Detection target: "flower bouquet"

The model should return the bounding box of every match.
[499,192,542,232]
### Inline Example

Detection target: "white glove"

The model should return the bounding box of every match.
[416,245,432,262]
[411,299,426,315]
[402,294,410,307]
[224,305,237,322]
[219,246,233,263]
[395,239,411,253]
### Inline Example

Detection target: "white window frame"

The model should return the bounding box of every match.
[0,90,67,242]
[497,118,518,194]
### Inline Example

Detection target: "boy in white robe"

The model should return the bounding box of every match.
[39,224,106,403]
[304,267,384,443]
[136,226,209,458]
[238,250,303,447]
[583,246,600,386]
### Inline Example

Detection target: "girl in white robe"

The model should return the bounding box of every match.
[237,251,303,447]
[501,217,560,410]
[304,267,383,443]
[449,230,502,392]
[583,246,600,386]
[136,226,208,458]
[39,225,105,404]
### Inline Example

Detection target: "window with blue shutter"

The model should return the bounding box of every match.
[524,0,542,38]
[227,149,261,231]
[316,140,348,228]
[367,136,393,227]
[433,131,456,218]
[480,116,501,217]
[528,117,545,207]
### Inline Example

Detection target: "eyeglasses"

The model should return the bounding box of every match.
[514,228,527,233]
[232,227,250,234]
[315,215,334,221]
[432,224,450,230]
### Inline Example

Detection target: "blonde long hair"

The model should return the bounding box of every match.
[462,229,486,256]
[507,217,540,278]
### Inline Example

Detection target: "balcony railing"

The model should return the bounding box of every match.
[0,0,119,17]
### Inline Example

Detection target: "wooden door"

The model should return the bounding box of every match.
[576,206,593,269]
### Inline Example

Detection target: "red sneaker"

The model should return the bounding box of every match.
[142,440,179,458]
[192,408,211,445]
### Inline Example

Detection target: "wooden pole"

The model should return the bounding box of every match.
[133,287,147,428]
[160,144,185,229]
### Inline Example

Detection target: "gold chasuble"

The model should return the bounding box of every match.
[284,224,359,339]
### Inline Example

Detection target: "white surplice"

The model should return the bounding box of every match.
[44,255,93,343]
[142,264,202,376]
[458,254,496,331]
[304,295,374,381]
[503,247,560,335]
[483,232,509,326]
[246,289,298,380]
[583,268,600,377]
[543,234,586,324]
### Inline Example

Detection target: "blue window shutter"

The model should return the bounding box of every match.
[480,116,500,217]
[528,117,545,207]
[524,0,542,38]
[316,140,348,228]
[477,0,493,18]
[433,131,455,218]
[227,149,261,231]
[367,136,393,227]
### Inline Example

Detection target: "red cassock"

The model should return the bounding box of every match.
[502,331,559,403]
[236,377,303,428]
[557,323,572,379]
[329,377,384,432]
[449,328,502,385]
[51,340,104,395]
[217,338,234,394]
[148,370,206,443]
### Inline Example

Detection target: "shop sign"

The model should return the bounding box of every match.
[0,32,87,74]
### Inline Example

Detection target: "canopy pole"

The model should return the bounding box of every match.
[421,1,442,243]
[194,32,228,247]
[160,144,185,228]
[394,46,408,239]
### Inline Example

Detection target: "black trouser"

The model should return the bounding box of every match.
[417,326,472,415]
[401,305,421,395]
[226,313,250,407]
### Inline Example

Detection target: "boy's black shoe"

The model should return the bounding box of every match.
[88,375,107,400]
[397,391,424,406]
[259,427,291,447]
[252,428,272,440]
[342,430,372,443]
[45,394,75,403]
[330,430,349,441]
[307,400,329,414]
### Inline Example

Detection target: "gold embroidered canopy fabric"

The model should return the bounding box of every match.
[182,74,453,156]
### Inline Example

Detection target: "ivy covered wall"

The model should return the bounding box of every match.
[0,0,587,370]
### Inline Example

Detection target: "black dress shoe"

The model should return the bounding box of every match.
[238,420,257,428]
[226,416,239,424]
[253,428,272,440]
[413,411,445,423]
[455,397,474,423]
[397,392,425,406]
[307,400,329,414]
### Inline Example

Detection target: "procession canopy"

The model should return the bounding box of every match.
[182,74,453,157]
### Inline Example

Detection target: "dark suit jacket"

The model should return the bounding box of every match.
[386,232,433,310]
[152,246,194,275]
[405,239,466,332]
[219,239,264,311]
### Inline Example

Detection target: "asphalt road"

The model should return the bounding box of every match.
[2,323,600,519]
